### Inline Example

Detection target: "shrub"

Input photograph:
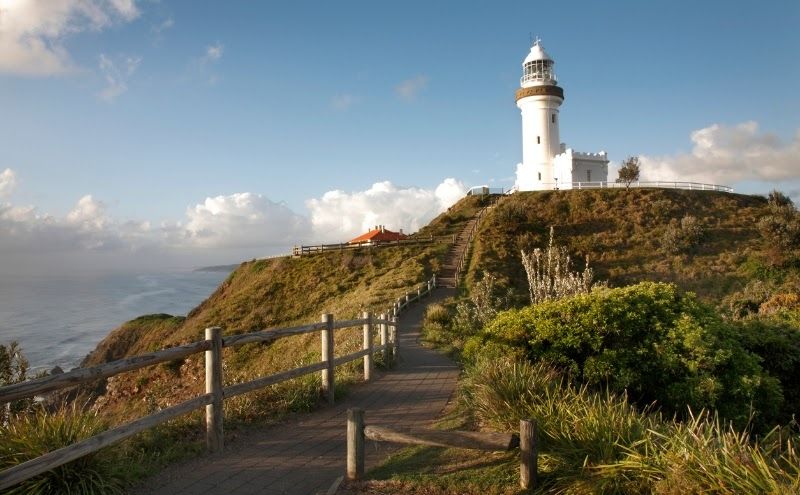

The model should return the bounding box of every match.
[736,318,800,423]
[1,342,34,423]
[0,404,127,494]
[464,282,782,428]
[661,215,705,254]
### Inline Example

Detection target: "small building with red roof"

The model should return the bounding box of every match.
[348,225,408,244]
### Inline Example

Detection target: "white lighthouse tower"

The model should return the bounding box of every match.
[515,39,608,191]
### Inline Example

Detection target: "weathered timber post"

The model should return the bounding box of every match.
[391,316,399,358]
[380,313,389,366]
[417,287,421,299]
[321,314,335,404]
[405,294,410,304]
[432,274,437,287]
[520,419,538,489]
[347,408,365,480]
[426,280,432,294]
[363,312,373,381]
[204,327,224,452]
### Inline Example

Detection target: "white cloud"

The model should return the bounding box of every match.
[395,75,429,101]
[183,193,310,248]
[306,178,466,242]
[150,16,173,35]
[331,93,357,111]
[0,0,140,76]
[202,42,223,63]
[638,122,800,184]
[98,53,141,101]
[0,170,468,272]
[0,168,17,198]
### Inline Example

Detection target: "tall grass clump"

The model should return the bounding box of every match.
[596,411,800,494]
[461,358,800,494]
[520,227,596,304]
[0,404,127,494]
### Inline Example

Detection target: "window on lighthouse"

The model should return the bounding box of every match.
[537,136,541,144]
[552,114,556,124]
[538,172,542,181]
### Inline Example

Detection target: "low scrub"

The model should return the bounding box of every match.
[463,282,784,429]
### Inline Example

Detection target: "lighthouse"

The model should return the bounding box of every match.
[515,39,608,191]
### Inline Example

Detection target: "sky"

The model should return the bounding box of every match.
[0,0,798,274]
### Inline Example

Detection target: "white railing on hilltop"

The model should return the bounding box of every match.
[511,181,733,193]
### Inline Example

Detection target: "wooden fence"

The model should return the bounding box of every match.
[293,235,455,257]
[454,206,489,286]
[346,408,539,489]
[0,274,439,491]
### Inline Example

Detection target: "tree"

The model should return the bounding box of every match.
[616,156,640,189]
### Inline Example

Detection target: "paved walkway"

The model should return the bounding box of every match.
[132,287,459,495]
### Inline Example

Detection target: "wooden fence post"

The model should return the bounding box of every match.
[205,326,223,453]
[380,313,389,366]
[321,314,335,404]
[392,316,399,358]
[520,419,538,489]
[432,274,437,287]
[363,312,373,381]
[347,408,365,480]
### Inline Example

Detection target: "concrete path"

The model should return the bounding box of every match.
[132,287,459,495]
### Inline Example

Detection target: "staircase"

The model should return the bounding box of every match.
[437,212,485,288]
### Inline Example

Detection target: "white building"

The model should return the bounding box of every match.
[515,39,608,191]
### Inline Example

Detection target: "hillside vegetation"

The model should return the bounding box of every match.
[469,188,793,305]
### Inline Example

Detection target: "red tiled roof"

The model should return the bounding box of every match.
[348,227,408,244]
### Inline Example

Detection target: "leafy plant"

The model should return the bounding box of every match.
[463,282,783,428]
[520,226,596,304]
[0,404,128,494]
[0,341,33,424]
[660,214,705,254]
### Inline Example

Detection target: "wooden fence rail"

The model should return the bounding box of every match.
[346,408,538,489]
[0,273,438,491]
[293,235,454,257]
[454,206,490,286]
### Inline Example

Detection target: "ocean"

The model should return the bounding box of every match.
[0,270,230,371]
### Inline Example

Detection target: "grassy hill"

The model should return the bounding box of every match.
[467,188,795,307]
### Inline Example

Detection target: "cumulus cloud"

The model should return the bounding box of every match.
[0,170,468,272]
[182,192,310,248]
[150,16,173,35]
[0,168,16,198]
[306,178,466,242]
[639,122,800,184]
[98,53,141,101]
[395,75,429,101]
[0,0,140,76]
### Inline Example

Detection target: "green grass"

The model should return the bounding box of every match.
[469,189,785,306]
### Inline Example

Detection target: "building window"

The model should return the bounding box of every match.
[587,170,592,181]
[537,136,541,144]
[552,114,556,124]
[538,172,542,181]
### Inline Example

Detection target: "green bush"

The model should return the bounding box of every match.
[661,215,705,254]
[736,318,800,423]
[464,282,782,428]
[0,404,127,494]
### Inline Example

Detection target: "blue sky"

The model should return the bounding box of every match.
[0,0,798,271]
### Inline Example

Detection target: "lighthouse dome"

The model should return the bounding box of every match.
[521,39,557,87]
[523,40,553,64]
